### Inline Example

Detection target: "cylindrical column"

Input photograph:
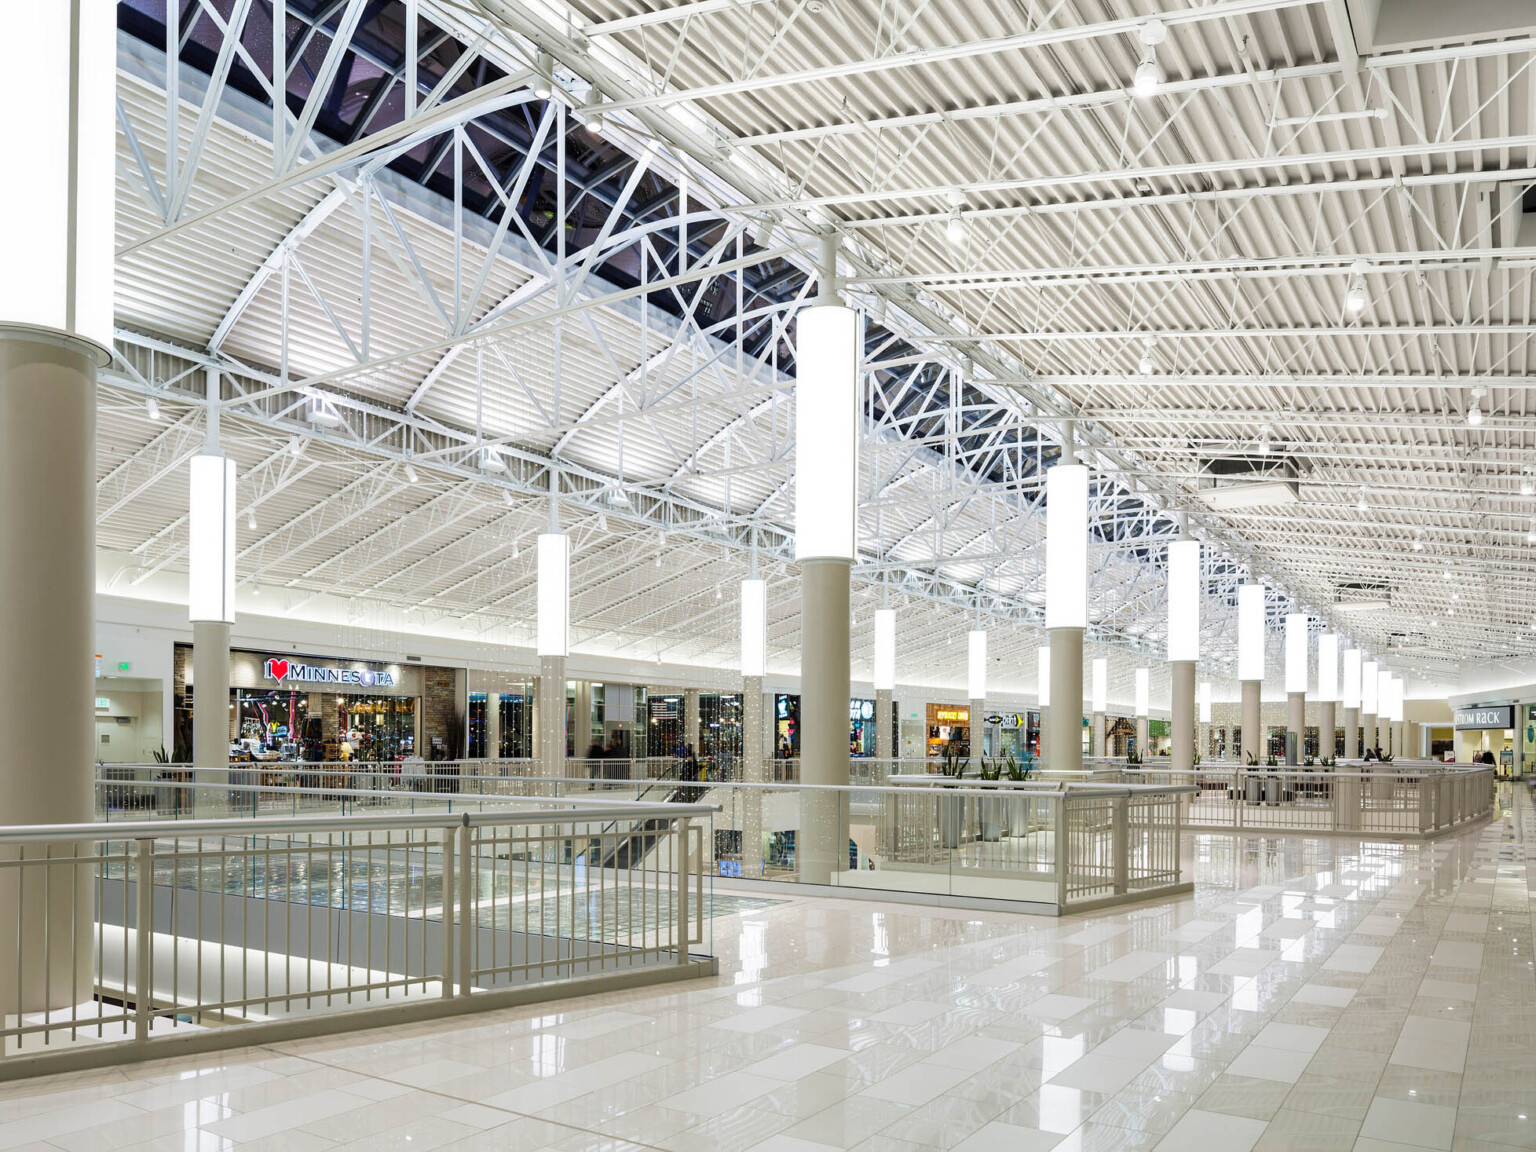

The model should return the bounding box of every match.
[969,699,985,767]
[193,620,232,814]
[874,688,894,763]
[1319,700,1336,760]
[1092,712,1105,759]
[1171,661,1195,771]
[742,675,765,876]
[0,336,98,1014]
[1136,715,1149,756]
[538,656,566,776]
[1287,692,1305,766]
[799,558,851,882]
[1036,646,1050,764]
[1241,681,1262,762]
[1362,712,1377,757]
[1047,629,1084,772]
[1343,707,1360,758]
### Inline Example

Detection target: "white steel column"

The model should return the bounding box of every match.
[1045,433,1088,773]
[1135,668,1150,756]
[741,576,766,875]
[794,255,858,884]
[1091,655,1107,760]
[1168,528,1199,772]
[1238,583,1265,762]
[189,370,236,817]
[968,628,987,768]
[1362,659,1379,758]
[1343,648,1362,759]
[0,0,114,1015]
[537,524,568,777]
[1285,613,1307,765]
[1036,645,1050,764]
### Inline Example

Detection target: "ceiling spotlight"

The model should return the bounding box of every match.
[533,52,553,100]
[246,510,257,531]
[1356,488,1368,512]
[251,576,260,597]
[1412,532,1424,551]
[715,585,723,600]
[288,434,304,458]
[502,489,514,507]
[480,445,506,472]
[597,513,608,532]
[945,208,967,245]
[1138,350,1156,374]
[655,553,663,567]
[1340,261,1368,316]
[1257,427,1273,456]
[1527,518,1536,544]
[1133,20,1166,96]
[404,461,419,484]
[146,395,161,421]
[1522,469,1535,496]
[1467,386,1486,427]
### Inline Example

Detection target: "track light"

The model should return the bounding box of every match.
[1133,59,1162,96]
[1138,350,1156,374]
[1257,426,1273,456]
[251,576,260,597]
[945,209,967,245]
[1467,387,1485,427]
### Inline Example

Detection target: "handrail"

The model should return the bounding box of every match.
[94,776,708,809]
[2,799,721,843]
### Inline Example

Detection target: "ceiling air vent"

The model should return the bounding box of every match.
[1334,580,1393,613]
[1197,455,1299,510]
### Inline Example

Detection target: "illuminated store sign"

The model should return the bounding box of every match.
[263,657,395,688]
[1454,706,1514,730]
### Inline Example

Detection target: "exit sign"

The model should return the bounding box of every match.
[117,661,131,672]
[94,697,110,710]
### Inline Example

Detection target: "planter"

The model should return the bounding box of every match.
[938,791,965,849]
[1006,793,1032,836]
[979,791,1004,842]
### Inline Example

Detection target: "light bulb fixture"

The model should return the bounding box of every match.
[1138,350,1156,374]
[1412,532,1424,551]
[1522,468,1535,496]
[1356,487,1368,512]
[945,208,967,245]
[1527,518,1536,545]
[1257,426,1273,456]
[596,513,608,532]
[251,576,260,597]
[404,461,418,484]
[654,553,662,567]
[533,52,553,100]
[1132,20,1166,97]
[246,509,257,531]
[1344,258,1370,314]
[146,394,161,421]
[288,434,304,458]
[1467,386,1485,427]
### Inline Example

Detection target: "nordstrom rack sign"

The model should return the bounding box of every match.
[263,657,396,688]
[1453,705,1514,731]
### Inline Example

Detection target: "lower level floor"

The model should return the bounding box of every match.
[2,789,1532,1151]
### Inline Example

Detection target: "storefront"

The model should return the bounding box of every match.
[772,694,890,759]
[926,703,969,759]
[175,646,462,762]
[981,711,1039,761]
[1454,704,1519,775]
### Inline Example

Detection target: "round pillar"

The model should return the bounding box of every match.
[1287,691,1305,765]
[1319,700,1337,760]
[1343,707,1360,759]
[741,675,765,876]
[0,334,97,1014]
[1362,712,1378,758]
[1241,680,1262,762]
[799,558,850,882]
[1047,629,1083,771]
[538,655,566,776]
[1171,661,1195,771]
[193,619,232,815]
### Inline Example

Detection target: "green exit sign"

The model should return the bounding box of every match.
[95,697,110,710]
[117,661,131,672]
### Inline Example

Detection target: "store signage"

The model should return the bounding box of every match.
[1454,705,1514,730]
[985,713,1028,729]
[263,657,395,688]
[932,707,968,723]
[848,699,875,721]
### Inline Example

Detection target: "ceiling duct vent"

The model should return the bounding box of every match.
[1334,580,1393,613]
[1385,630,1432,652]
[1197,455,1299,510]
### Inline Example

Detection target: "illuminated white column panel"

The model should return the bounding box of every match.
[968,630,988,701]
[1198,682,1212,723]
[1135,668,1150,717]
[740,578,766,678]
[537,533,569,657]
[1037,646,1051,708]
[1284,614,1308,695]
[1317,634,1339,701]
[1045,464,1088,630]
[1343,649,1362,709]
[1362,661,1379,715]
[1091,658,1107,714]
[794,306,859,561]
[1237,584,1265,682]
[1166,540,1200,662]
[189,455,237,624]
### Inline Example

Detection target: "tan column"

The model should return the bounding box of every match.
[1319,700,1336,760]
[874,688,894,764]
[799,558,850,882]
[1047,629,1083,771]
[1362,712,1378,757]
[1241,680,1262,762]
[1343,707,1360,758]
[1092,711,1105,759]
[742,675,764,877]
[683,688,700,756]
[0,335,96,1013]
[1171,661,1195,771]
[970,697,985,769]
[1287,691,1305,765]
[538,656,566,776]
[193,620,231,815]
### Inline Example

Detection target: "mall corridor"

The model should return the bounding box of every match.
[0,791,1527,1152]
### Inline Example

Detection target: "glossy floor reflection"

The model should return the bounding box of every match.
[3,786,1530,1152]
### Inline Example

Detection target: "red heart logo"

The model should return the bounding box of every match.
[267,658,290,682]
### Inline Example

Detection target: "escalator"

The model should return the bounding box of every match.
[590,761,711,870]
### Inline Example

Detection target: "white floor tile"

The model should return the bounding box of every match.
[1388,1016,1470,1074]
[953,1121,1065,1151]
[659,1070,780,1117]
[1416,979,1476,1002]
[1290,983,1355,1007]
[1322,944,1383,973]
[1153,1108,1267,1151]
[1087,951,1173,983]
[869,1001,947,1026]
[1428,941,1483,970]
[1250,1022,1330,1055]
[859,1059,972,1106]
[1021,994,1098,1020]
[924,1035,1022,1072]
[745,1044,852,1081]
[1046,1052,1146,1094]
[1092,1028,1179,1063]
[711,1005,809,1034]
[1224,1044,1312,1083]
[1359,1096,1458,1149]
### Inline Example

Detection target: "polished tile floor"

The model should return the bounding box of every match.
[3,786,1531,1152]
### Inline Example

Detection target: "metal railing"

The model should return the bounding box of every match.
[0,798,714,1079]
